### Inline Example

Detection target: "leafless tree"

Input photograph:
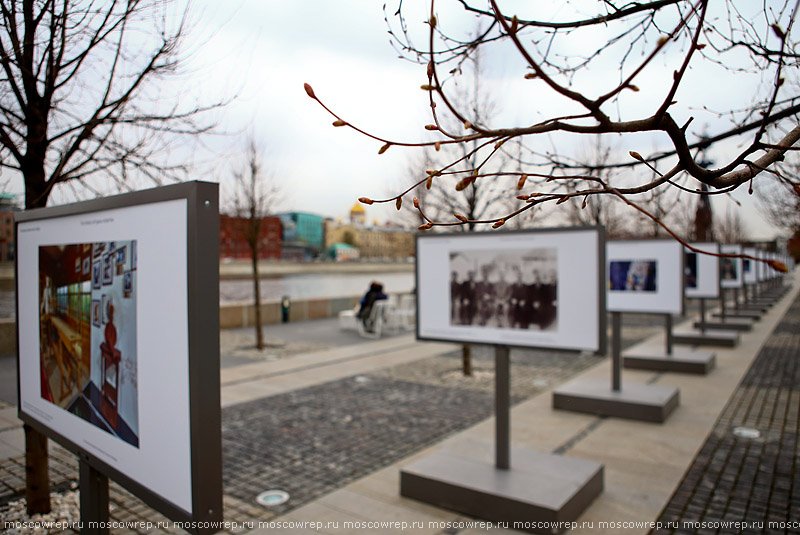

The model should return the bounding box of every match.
[397,39,515,233]
[2,0,226,513]
[305,0,800,252]
[756,153,800,234]
[0,0,225,209]
[563,136,631,239]
[230,138,281,351]
[715,206,749,244]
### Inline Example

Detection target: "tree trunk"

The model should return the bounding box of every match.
[462,343,472,376]
[23,162,52,514]
[251,249,264,350]
[23,159,50,209]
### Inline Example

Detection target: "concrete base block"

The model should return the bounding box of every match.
[623,347,716,375]
[712,309,762,320]
[736,303,771,312]
[400,446,603,534]
[552,379,679,423]
[693,318,753,332]
[672,328,740,348]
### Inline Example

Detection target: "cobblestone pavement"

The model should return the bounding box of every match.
[0,314,665,534]
[651,293,800,535]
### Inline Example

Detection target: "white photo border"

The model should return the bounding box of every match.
[685,243,720,299]
[606,240,684,314]
[416,227,606,353]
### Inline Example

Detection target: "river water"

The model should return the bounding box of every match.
[0,272,416,318]
[219,272,415,303]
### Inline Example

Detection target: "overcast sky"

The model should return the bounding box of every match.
[29,0,786,240]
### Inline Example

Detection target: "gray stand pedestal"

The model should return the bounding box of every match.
[400,446,603,535]
[623,347,716,374]
[553,378,679,423]
[672,328,739,347]
[552,313,679,423]
[400,347,603,533]
[693,317,753,332]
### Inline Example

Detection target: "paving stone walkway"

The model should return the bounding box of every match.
[0,313,674,534]
[651,293,800,535]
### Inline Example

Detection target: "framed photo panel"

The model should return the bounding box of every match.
[684,243,720,299]
[720,244,743,289]
[15,182,221,527]
[607,239,683,314]
[743,247,758,285]
[416,227,606,353]
[756,249,768,282]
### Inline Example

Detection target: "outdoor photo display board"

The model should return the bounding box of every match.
[743,247,758,285]
[607,239,683,314]
[720,244,743,289]
[684,243,720,299]
[15,182,221,526]
[757,249,768,282]
[416,227,606,353]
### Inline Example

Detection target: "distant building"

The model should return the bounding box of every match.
[326,221,415,260]
[278,212,324,259]
[0,193,19,262]
[219,214,282,260]
[328,242,360,262]
[349,202,366,225]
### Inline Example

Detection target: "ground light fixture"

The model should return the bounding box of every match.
[256,489,290,507]
[732,427,761,439]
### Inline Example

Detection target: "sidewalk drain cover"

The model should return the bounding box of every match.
[732,427,761,439]
[256,489,290,506]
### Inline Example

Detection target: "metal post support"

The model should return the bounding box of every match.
[612,312,622,392]
[495,346,510,470]
[720,288,726,322]
[80,457,109,535]
[733,287,740,311]
[24,425,50,515]
[699,299,706,333]
[665,314,673,356]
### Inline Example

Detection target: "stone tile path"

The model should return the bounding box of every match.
[651,293,800,535]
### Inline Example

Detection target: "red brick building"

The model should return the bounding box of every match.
[219,214,282,260]
[0,193,18,262]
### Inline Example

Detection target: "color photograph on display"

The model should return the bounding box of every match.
[720,244,744,289]
[720,258,737,281]
[685,252,698,289]
[449,248,557,331]
[39,241,139,448]
[606,240,683,314]
[608,260,657,292]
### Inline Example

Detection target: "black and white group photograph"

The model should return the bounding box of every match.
[448,248,558,331]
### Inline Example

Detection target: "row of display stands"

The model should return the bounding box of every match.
[402,235,793,534]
